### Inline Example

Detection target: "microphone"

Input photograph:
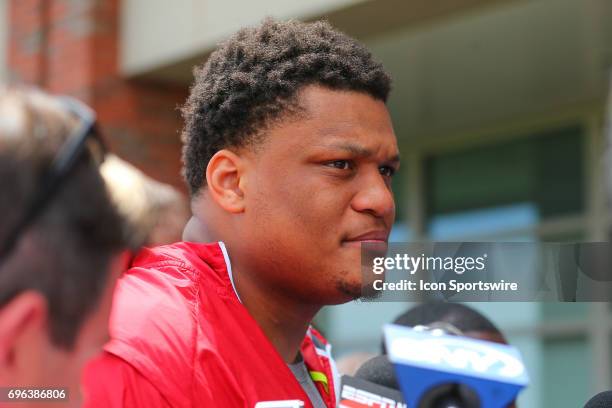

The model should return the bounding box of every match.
[354,355,400,390]
[584,391,612,408]
[352,355,477,408]
[384,324,529,408]
[339,355,406,408]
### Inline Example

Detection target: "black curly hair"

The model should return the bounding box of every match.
[181,18,391,196]
[392,302,504,336]
[381,302,507,354]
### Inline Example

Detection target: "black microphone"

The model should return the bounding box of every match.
[584,391,612,408]
[354,355,400,390]
[339,355,406,408]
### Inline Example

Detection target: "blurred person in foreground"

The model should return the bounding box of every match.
[0,87,132,407]
[84,18,398,408]
[100,154,189,246]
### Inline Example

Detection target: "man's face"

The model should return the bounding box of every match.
[238,85,399,304]
[0,252,126,408]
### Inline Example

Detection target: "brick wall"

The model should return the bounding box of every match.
[7,0,189,190]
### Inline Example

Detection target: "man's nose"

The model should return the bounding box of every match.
[350,170,395,218]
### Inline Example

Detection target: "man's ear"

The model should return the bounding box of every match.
[206,149,247,213]
[0,291,47,369]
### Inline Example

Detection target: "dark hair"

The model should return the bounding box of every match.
[382,302,506,354]
[392,303,504,335]
[181,18,391,195]
[0,89,128,349]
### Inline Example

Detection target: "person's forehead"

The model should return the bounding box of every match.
[299,86,392,128]
[264,86,397,153]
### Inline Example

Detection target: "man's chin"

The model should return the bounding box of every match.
[333,277,382,303]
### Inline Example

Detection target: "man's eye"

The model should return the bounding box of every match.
[379,166,396,177]
[326,160,353,170]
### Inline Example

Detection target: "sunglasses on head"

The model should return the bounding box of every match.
[0,96,107,264]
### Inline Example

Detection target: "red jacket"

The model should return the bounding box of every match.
[83,242,340,408]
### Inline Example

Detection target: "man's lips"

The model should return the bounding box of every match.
[343,231,389,246]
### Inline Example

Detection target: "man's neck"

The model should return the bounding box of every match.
[182,216,214,242]
[231,256,321,363]
[183,216,318,362]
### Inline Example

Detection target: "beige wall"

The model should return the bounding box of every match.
[121,0,363,77]
[120,0,611,139]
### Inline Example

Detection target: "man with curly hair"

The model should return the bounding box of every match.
[83,19,399,408]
